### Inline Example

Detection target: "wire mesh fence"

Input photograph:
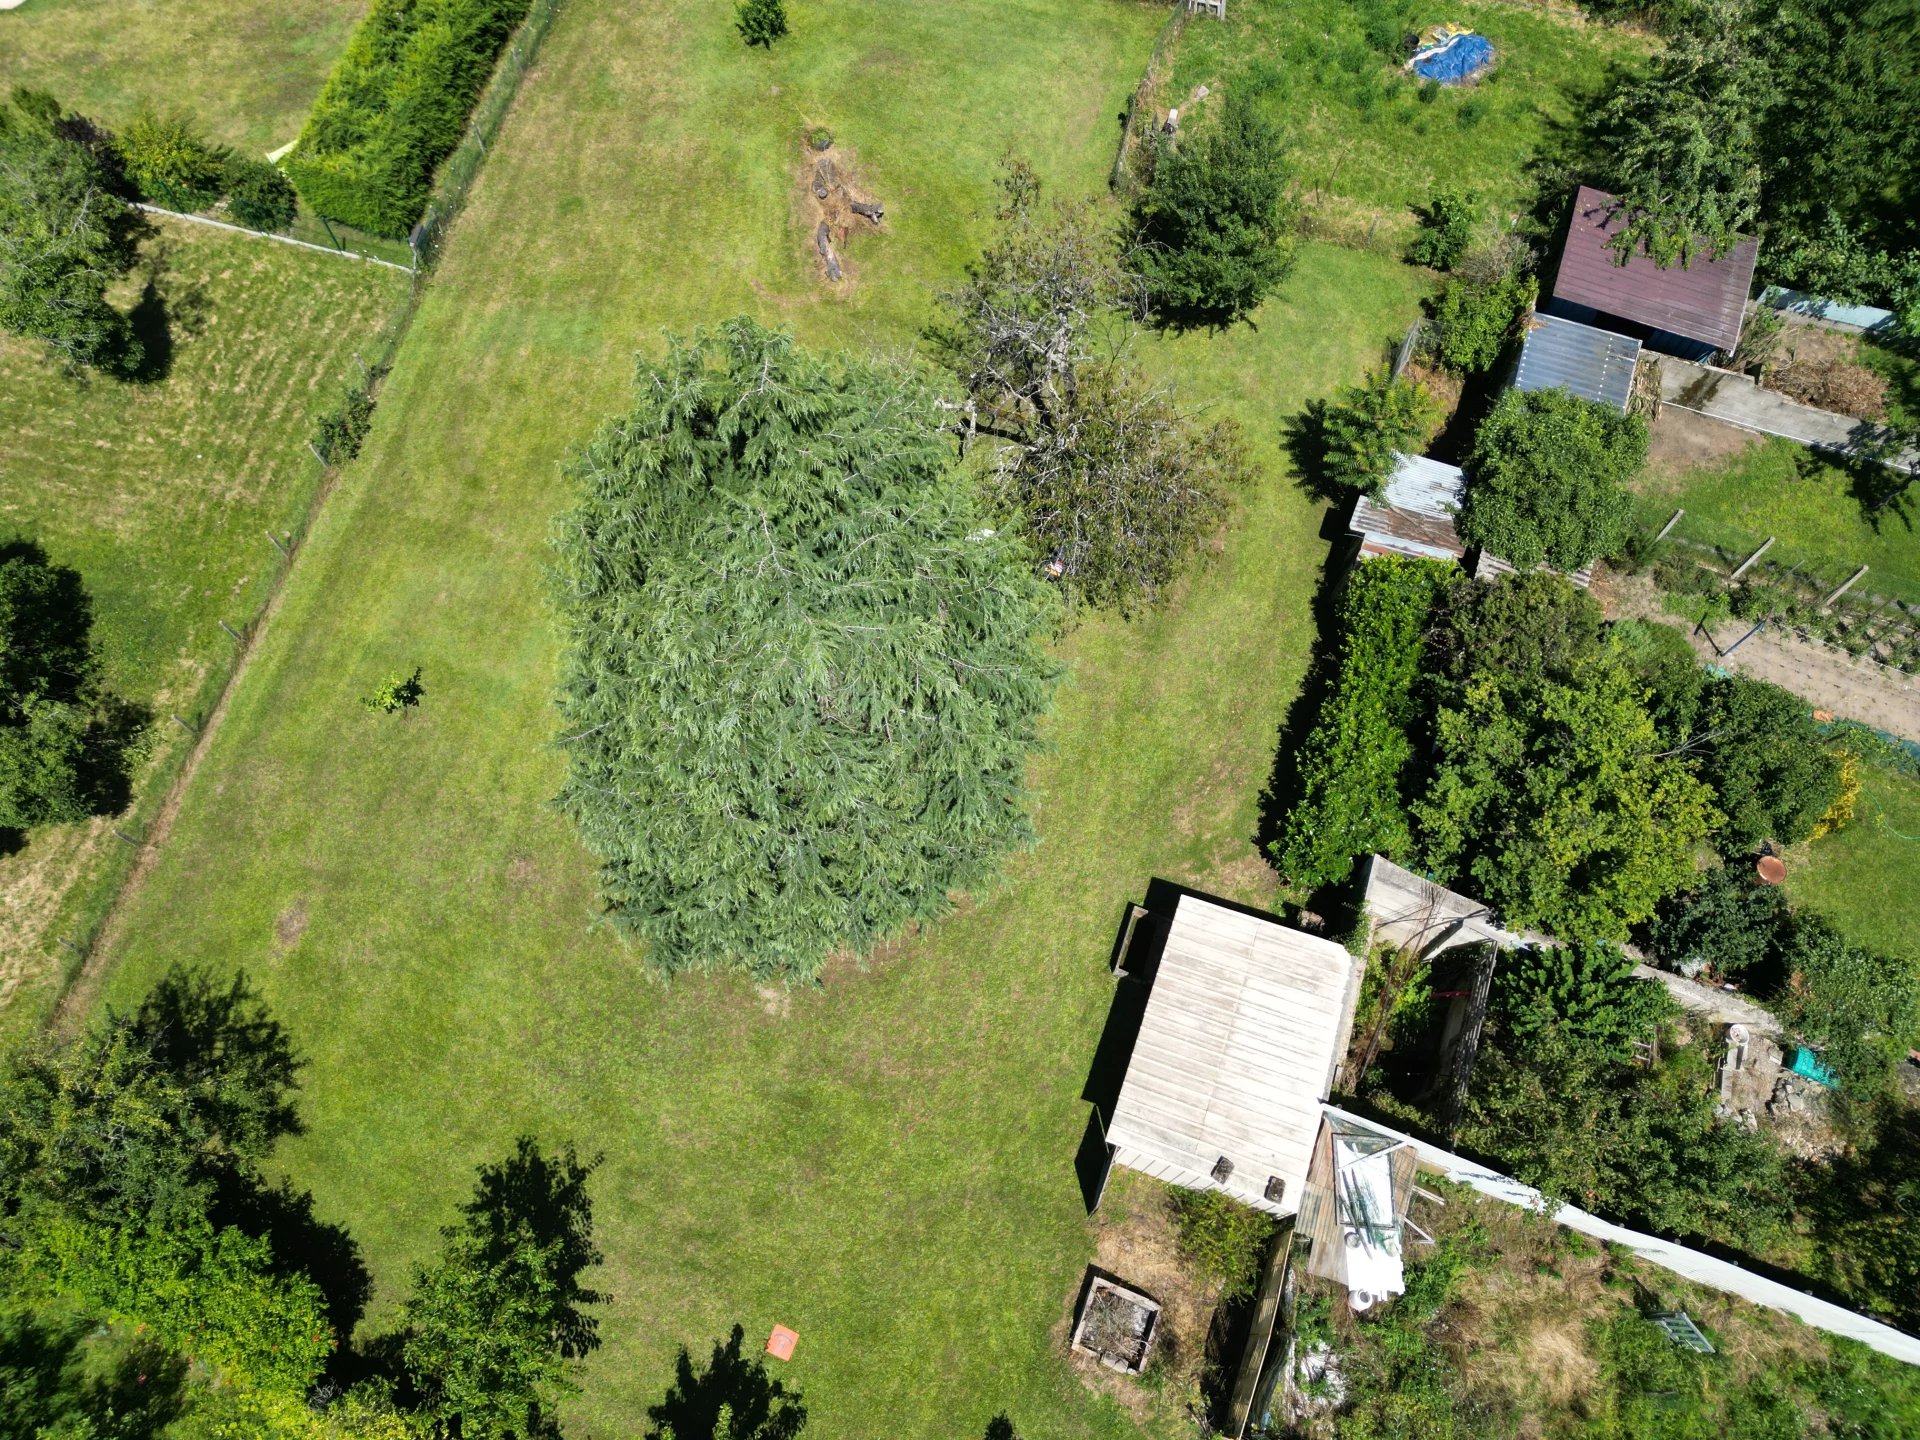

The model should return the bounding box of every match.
[410,0,563,271]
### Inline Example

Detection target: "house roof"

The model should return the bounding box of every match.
[1549,186,1758,354]
[1349,453,1467,561]
[1513,311,1641,412]
[1106,896,1357,1217]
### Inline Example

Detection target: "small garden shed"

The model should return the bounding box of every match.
[1104,896,1360,1218]
[1512,310,1641,413]
[1349,452,1469,563]
[1544,185,1758,360]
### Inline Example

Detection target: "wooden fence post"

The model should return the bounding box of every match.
[219,620,244,643]
[1823,565,1869,607]
[1655,507,1686,542]
[1729,536,1775,582]
[266,530,291,557]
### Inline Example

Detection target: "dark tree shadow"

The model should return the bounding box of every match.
[644,1325,808,1440]
[464,1138,606,1360]
[1819,429,1918,534]
[211,1177,374,1343]
[1282,397,1342,503]
[126,278,175,382]
[129,966,305,1153]
[0,1308,189,1438]
[0,827,24,859]
[81,691,151,815]
[983,1415,1020,1440]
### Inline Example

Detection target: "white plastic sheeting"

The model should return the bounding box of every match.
[1321,1105,1920,1367]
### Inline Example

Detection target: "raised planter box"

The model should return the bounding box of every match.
[1070,1273,1162,1374]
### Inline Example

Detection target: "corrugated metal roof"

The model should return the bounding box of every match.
[1513,311,1640,413]
[1348,453,1468,561]
[1548,186,1758,355]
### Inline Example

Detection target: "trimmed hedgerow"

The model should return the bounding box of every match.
[1270,555,1454,893]
[284,0,532,238]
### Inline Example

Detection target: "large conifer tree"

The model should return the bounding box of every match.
[551,320,1060,981]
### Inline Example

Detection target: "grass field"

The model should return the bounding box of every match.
[1791,761,1920,965]
[0,0,367,153]
[0,218,407,1034]
[76,0,1436,1433]
[1636,434,1920,607]
[1163,0,1651,219]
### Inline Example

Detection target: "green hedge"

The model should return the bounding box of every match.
[1270,555,1453,892]
[285,0,532,238]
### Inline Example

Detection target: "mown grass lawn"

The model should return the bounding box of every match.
[0,219,406,1035]
[1164,0,1651,219]
[83,0,1432,1434]
[0,0,368,153]
[1791,762,1920,965]
[1635,435,1920,606]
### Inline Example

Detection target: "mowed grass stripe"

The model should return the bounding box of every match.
[92,0,1429,1433]
[0,220,407,1032]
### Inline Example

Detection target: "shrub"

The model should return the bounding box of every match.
[115,107,227,210]
[1318,368,1439,498]
[1457,387,1647,571]
[313,369,384,464]
[1408,187,1480,270]
[285,0,533,237]
[361,668,423,714]
[1170,1188,1276,1302]
[1491,941,1673,1061]
[1646,864,1788,979]
[1271,557,1454,892]
[223,155,297,231]
[1776,916,1920,1093]
[736,0,788,47]
[1428,268,1533,373]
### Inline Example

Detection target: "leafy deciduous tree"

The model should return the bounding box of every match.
[1414,660,1722,940]
[1646,863,1788,979]
[937,158,1249,611]
[1490,941,1673,1062]
[116,108,227,211]
[1695,674,1843,851]
[0,93,142,373]
[552,319,1060,980]
[1457,387,1648,571]
[404,1140,605,1440]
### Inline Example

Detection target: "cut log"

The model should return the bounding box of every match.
[816,222,842,281]
[849,199,884,223]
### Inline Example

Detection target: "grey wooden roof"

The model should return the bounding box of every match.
[1107,896,1356,1214]
[1513,311,1640,412]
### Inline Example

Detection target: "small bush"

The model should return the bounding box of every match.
[116,107,227,210]
[361,667,424,714]
[737,0,788,47]
[1646,864,1787,979]
[313,374,382,464]
[222,155,297,231]
[1408,187,1480,270]
[1429,268,1534,373]
[1170,1188,1276,1302]
[1319,368,1439,498]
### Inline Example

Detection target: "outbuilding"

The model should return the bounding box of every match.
[1103,894,1361,1218]
[1349,452,1469,564]
[1544,185,1758,360]
[1512,310,1641,413]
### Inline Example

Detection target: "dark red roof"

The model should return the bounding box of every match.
[1548,186,1758,354]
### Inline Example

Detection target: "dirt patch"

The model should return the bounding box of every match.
[753,983,791,1019]
[274,899,308,949]
[796,136,888,289]
[1063,1170,1222,1424]
[505,853,538,888]
[1645,403,1763,476]
[1404,359,1464,437]
[1765,321,1890,421]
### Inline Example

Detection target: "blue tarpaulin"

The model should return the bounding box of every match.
[1413,32,1495,84]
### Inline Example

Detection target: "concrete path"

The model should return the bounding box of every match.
[1658,358,1919,473]
[1323,1104,1920,1367]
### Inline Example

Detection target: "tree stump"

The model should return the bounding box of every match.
[812,158,837,200]
[849,199,884,223]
